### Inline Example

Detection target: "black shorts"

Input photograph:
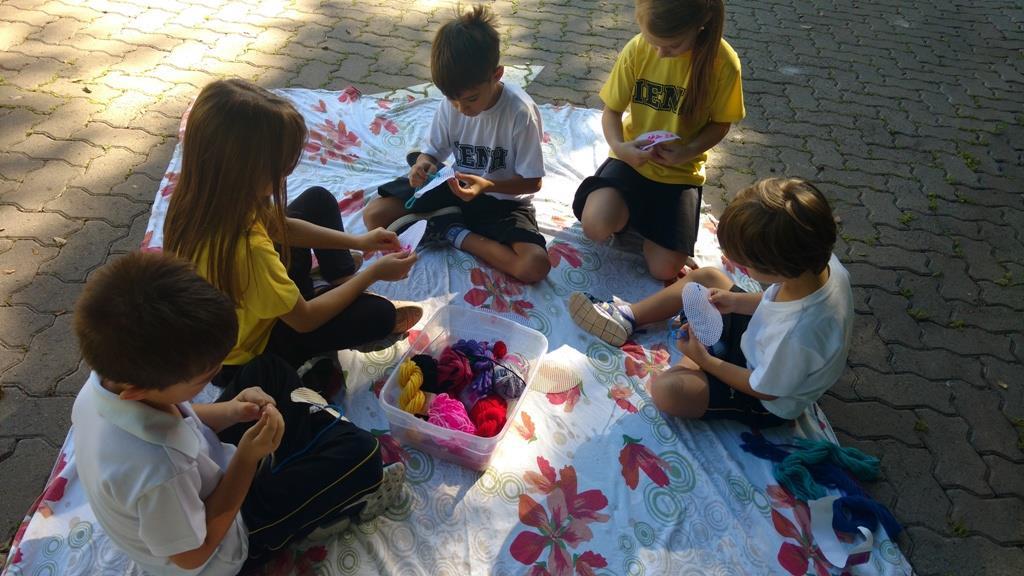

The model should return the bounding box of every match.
[378,171,546,249]
[700,287,790,429]
[572,158,702,255]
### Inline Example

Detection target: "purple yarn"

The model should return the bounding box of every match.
[453,339,496,395]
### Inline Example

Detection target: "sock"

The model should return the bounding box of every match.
[447,226,471,250]
[616,304,636,328]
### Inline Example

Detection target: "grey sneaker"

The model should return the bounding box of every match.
[388,206,464,249]
[306,461,406,541]
[568,291,635,347]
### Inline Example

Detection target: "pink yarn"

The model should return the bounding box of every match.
[427,393,477,434]
[437,346,472,394]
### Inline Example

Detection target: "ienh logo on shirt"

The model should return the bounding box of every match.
[632,79,687,114]
[453,141,509,172]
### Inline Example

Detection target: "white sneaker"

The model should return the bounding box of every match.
[568,292,636,347]
[306,461,406,541]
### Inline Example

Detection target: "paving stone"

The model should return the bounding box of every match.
[874,440,952,529]
[0,344,24,374]
[821,396,921,444]
[9,275,81,314]
[985,455,1024,499]
[906,526,1024,576]
[847,314,893,374]
[43,186,149,222]
[1,313,76,395]
[8,134,103,168]
[37,221,124,282]
[69,147,144,195]
[0,305,51,347]
[109,212,150,253]
[6,160,86,210]
[0,386,73,446]
[109,172,160,204]
[0,206,80,245]
[0,438,59,551]
[948,490,1024,544]
[920,323,1015,362]
[915,409,990,494]
[851,367,958,415]
[53,358,88,396]
[952,385,1024,459]
[868,291,923,347]
[29,97,105,140]
[71,122,164,154]
[0,241,62,305]
[0,107,43,151]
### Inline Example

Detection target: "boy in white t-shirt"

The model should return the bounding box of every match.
[568,178,853,427]
[71,252,404,575]
[363,4,550,284]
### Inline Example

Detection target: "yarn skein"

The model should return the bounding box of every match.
[468,394,508,438]
[398,359,428,414]
[437,346,472,394]
[412,354,440,393]
[494,365,526,400]
[427,393,477,434]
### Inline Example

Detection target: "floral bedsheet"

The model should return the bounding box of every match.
[3,77,912,576]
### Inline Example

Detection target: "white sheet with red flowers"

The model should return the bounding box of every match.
[3,76,912,576]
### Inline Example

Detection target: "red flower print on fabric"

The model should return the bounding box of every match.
[618,435,669,490]
[305,119,361,165]
[621,341,670,380]
[547,241,582,269]
[511,457,610,576]
[464,267,534,318]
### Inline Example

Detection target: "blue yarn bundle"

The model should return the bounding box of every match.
[833,496,902,538]
[740,433,880,501]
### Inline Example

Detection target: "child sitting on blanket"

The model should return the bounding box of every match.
[573,0,744,280]
[163,79,421,388]
[72,252,404,574]
[569,178,853,428]
[362,4,551,284]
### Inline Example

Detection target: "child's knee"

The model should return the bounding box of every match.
[647,257,686,281]
[363,197,399,229]
[513,249,551,284]
[650,368,707,419]
[581,218,614,242]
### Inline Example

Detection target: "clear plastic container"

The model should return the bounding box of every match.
[379,306,548,471]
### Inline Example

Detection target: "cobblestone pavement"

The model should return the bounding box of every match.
[1,0,1021,573]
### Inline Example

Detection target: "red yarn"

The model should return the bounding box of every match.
[469,395,508,438]
[493,340,507,359]
[437,346,472,394]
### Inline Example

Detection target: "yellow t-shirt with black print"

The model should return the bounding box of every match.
[600,35,745,186]
[194,221,300,365]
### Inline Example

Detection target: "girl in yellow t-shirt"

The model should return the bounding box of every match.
[164,79,421,378]
[572,0,745,280]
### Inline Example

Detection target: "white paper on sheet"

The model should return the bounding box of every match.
[809,495,876,569]
[637,130,681,150]
[364,219,428,261]
[407,164,457,206]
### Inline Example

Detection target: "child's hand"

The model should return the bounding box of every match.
[448,173,492,201]
[409,159,437,188]
[360,228,401,253]
[231,387,275,423]
[237,405,284,465]
[673,322,709,365]
[707,287,738,314]
[369,250,417,281]
[614,140,654,169]
[650,142,696,166]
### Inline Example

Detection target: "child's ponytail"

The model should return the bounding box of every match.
[682,0,724,125]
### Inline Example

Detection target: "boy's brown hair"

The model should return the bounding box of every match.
[74,252,238,389]
[431,4,500,99]
[718,178,837,278]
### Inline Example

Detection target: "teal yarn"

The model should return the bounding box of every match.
[773,439,881,501]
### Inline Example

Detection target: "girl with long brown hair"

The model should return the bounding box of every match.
[164,78,420,380]
[571,0,744,281]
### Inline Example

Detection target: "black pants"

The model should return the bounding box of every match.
[261,186,396,368]
[215,354,384,559]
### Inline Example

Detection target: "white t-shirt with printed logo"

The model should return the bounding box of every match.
[422,82,546,202]
[741,255,854,420]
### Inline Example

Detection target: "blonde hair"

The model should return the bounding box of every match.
[163,79,307,304]
[635,0,725,125]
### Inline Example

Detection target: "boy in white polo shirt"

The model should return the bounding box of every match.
[71,252,404,574]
